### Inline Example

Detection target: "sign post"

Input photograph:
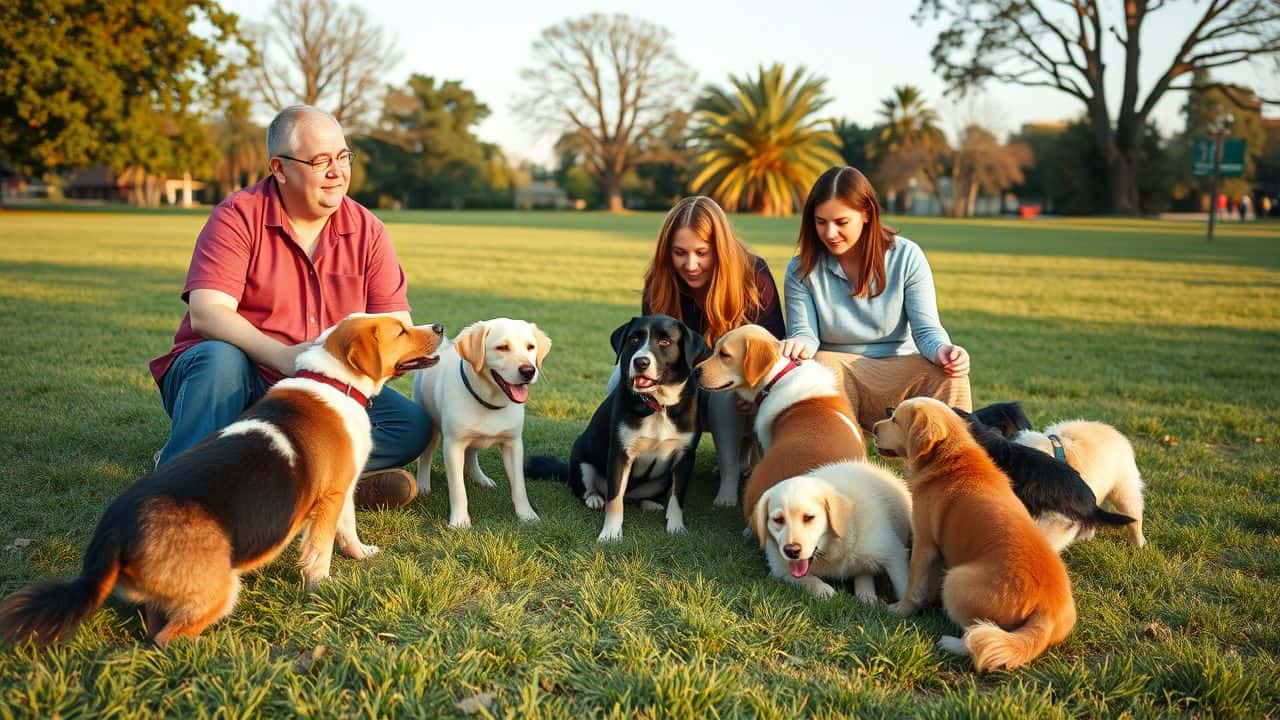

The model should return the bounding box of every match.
[1192,136,1246,243]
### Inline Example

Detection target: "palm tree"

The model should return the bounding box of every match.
[690,64,843,215]
[870,85,950,213]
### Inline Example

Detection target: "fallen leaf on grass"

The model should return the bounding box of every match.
[455,692,495,714]
[1160,435,1178,447]
[292,644,327,674]
[1141,621,1172,641]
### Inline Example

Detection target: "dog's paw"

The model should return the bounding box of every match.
[666,519,687,535]
[856,590,881,605]
[887,600,915,617]
[471,472,498,489]
[937,635,970,656]
[304,571,330,591]
[596,528,623,543]
[810,582,837,600]
[584,494,605,510]
[354,544,380,560]
[516,508,541,523]
[712,492,738,508]
[448,514,473,530]
[640,500,664,512]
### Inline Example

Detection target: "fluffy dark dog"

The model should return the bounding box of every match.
[954,404,1134,552]
[528,315,709,542]
[969,401,1033,439]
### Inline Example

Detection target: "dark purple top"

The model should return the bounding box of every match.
[643,255,786,340]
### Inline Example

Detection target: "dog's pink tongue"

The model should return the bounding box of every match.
[789,558,810,578]
[508,383,530,403]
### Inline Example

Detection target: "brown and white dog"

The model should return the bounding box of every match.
[413,318,552,529]
[873,397,1076,672]
[0,314,442,647]
[694,324,867,532]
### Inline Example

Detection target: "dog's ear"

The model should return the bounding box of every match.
[823,484,853,540]
[742,336,779,389]
[907,403,947,458]
[340,319,383,380]
[531,324,553,370]
[610,317,640,363]
[751,493,770,550]
[681,323,711,368]
[453,322,490,374]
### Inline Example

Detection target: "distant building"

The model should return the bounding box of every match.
[513,180,571,210]
[62,166,205,206]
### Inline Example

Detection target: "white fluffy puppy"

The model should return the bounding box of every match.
[413,318,551,529]
[1015,420,1147,550]
[752,461,912,602]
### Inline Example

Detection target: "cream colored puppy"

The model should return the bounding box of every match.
[1015,420,1147,549]
[752,461,912,602]
[413,318,551,529]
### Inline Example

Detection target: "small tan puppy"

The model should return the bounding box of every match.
[753,461,912,601]
[694,324,866,529]
[873,397,1076,672]
[1015,421,1147,550]
[414,318,551,529]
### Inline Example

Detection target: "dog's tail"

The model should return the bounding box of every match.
[526,456,569,482]
[963,602,1072,672]
[1087,506,1136,527]
[0,527,123,646]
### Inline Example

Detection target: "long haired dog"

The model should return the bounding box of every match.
[969,401,1033,438]
[955,405,1134,553]
[1014,420,1147,550]
[752,461,911,601]
[413,318,552,529]
[874,398,1076,672]
[694,324,866,532]
[0,314,442,647]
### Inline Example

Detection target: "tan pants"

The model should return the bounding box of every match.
[814,351,972,431]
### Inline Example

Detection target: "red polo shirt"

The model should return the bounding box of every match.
[149,176,410,386]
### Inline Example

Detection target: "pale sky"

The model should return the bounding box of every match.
[221,0,1278,165]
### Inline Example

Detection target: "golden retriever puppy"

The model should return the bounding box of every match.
[694,324,866,530]
[1015,420,1147,549]
[752,461,912,601]
[873,397,1076,672]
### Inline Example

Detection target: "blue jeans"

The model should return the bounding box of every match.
[157,340,430,470]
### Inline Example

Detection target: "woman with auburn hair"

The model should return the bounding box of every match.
[781,166,971,431]
[632,195,784,506]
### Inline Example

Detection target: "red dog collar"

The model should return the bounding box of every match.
[754,360,802,408]
[296,370,371,408]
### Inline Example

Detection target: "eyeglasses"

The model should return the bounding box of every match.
[276,150,356,173]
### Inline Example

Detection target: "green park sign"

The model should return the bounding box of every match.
[1192,138,1245,177]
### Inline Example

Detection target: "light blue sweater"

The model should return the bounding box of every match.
[784,237,951,361]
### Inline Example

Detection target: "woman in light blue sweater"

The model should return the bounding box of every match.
[781,166,971,430]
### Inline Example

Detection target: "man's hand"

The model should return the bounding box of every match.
[272,341,313,377]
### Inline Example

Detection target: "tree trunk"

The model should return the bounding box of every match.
[1108,146,1141,216]
[603,172,623,212]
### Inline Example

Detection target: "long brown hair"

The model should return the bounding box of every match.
[796,166,897,298]
[643,196,763,344]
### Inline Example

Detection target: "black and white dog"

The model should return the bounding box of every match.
[529,315,709,542]
[954,403,1134,551]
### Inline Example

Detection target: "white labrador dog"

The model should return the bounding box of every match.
[413,318,551,529]
[752,461,912,602]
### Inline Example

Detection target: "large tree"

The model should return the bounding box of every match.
[869,85,951,214]
[356,75,509,209]
[915,0,1280,215]
[950,124,1032,216]
[515,13,695,211]
[0,0,246,202]
[247,0,400,129]
[690,64,843,216]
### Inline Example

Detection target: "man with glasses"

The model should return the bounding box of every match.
[149,105,427,509]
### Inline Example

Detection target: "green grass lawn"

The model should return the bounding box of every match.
[0,208,1278,718]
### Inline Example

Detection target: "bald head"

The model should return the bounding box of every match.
[266,105,342,158]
